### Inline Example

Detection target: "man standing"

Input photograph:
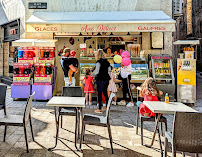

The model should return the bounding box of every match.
[61,48,78,86]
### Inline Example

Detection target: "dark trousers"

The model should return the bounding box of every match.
[122,75,133,102]
[97,80,109,110]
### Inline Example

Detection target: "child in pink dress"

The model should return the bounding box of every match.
[83,69,94,105]
[107,68,117,105]
[139,77,163,117]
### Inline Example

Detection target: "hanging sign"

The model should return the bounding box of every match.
[3,20,20,42]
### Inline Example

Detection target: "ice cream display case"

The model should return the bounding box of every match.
[80,56,149,99]
[80,63,96,80]
[131,64,149,81]
[113,63,149,82]
[113,62,149,98]
[150,55,175,101]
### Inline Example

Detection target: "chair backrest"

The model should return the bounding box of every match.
[62,86,82,97]
[0,85,7,106]
[23,92,35,126]
[173,112,202,153]
[105,93,115,118]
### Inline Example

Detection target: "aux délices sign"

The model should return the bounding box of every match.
[81,25,116,32]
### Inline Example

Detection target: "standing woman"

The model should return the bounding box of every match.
[93,49,111,113]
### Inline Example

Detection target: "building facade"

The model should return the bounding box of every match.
[0,0,25,80]
[1,0,174,88]
[192,0,202,70]
[174,0,193,40]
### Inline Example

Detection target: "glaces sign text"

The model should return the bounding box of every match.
[34,27,57,32]
[81,25,116,32]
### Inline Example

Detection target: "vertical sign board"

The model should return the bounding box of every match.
[3,20,20,42]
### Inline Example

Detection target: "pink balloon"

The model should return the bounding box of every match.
[122,58,131,66]
[121,51,130,58]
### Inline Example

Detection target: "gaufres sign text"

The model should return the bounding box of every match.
[138,26,166,31]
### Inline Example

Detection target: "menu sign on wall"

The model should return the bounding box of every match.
[151,32,164,49]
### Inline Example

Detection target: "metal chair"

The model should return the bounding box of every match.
[0,85,7,115]
[164,112,202,157]
[80,93,115,154]
[0,92,35,153]
[136,89,167,145]
[59,86,82,134]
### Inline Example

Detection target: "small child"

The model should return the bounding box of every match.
[83,69,94,105]
[107,66,117,105]
[139,77,163,117]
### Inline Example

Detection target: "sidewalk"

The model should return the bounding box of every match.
[0,77,201,157]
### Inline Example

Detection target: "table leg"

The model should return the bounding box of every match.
[156,116,163,157]
[145,113,162,148]
[74,108,81,151]
[48,107,60,151]
[77,108,80,139]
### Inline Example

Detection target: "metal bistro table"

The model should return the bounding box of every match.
[143,101,197,156]
[46,96,85,151]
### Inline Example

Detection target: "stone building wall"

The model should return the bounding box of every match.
[25,0,172,21]
[0,0,25,77]
[0,28,4,76]
[192,0,202,70]
[3,42,9,77]
[0,28,9,77]
[0,0,174,79]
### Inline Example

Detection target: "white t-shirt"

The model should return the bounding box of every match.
[121,64,133,78]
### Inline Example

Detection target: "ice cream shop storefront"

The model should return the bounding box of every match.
[12,11,175,100]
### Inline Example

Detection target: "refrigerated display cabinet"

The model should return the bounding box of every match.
[151,55,175,101]
[80,57,149,99]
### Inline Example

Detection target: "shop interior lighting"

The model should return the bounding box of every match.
[127,32,131,35]
[97,32,101,36]
[110,32,114,35]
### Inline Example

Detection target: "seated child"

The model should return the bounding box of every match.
[138,77,163,117]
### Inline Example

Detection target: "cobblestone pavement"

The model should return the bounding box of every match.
[0,76,202,157]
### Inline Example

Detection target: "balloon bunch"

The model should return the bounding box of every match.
[113,51,131,66]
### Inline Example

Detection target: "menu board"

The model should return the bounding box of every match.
[151,32,164,49]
